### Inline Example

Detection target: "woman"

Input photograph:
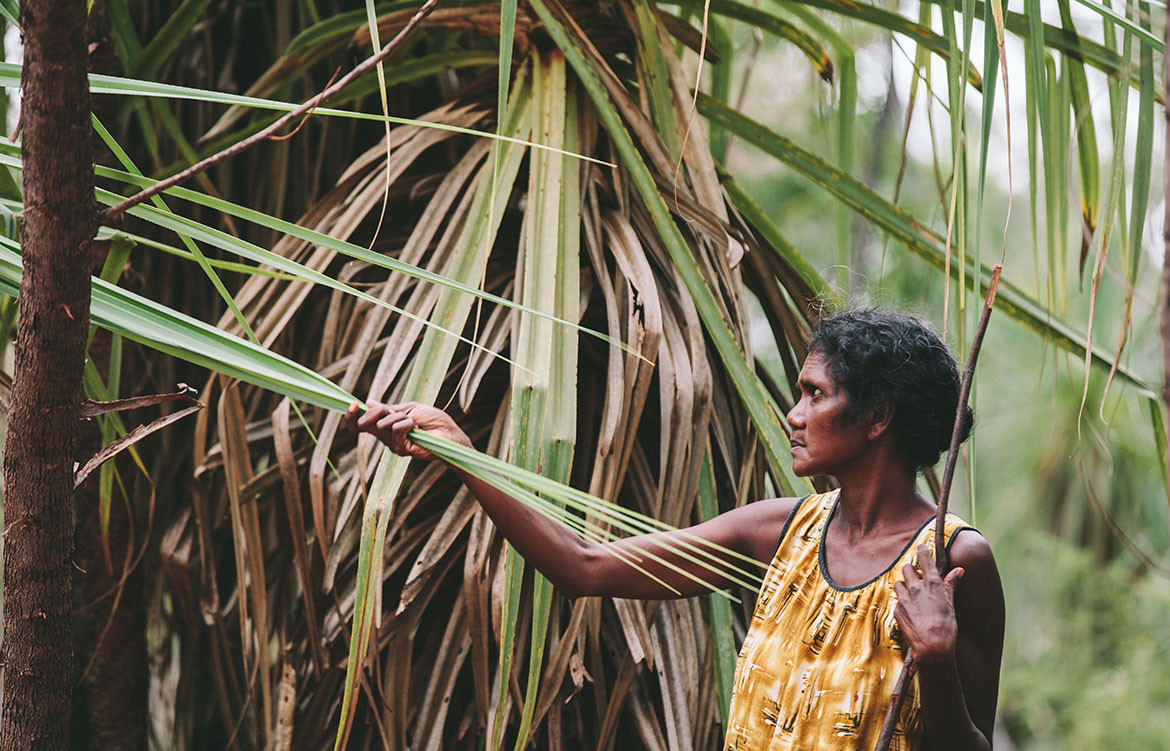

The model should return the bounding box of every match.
[346,310,1005,750]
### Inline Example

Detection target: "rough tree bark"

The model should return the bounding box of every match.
[72,241,147,751]
[1,0,97,748]
[70,4,149,747]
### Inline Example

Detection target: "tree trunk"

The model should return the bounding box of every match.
[70,3,149,746]
[1,0,97,748]
[74,483,148,751]
[72,242,147,751]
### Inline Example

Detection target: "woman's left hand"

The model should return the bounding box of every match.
[893,543,965,664]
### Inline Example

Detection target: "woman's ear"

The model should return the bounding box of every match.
[867,399,894,440]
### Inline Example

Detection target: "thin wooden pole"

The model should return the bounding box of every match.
[873,264,1003,751]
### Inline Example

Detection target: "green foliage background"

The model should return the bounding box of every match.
[0,0,1165,748]
[736,18,1169,742]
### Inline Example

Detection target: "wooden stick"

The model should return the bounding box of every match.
[873,264,1003,751]
[100,0,442,223]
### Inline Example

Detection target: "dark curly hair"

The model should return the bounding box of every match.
[807,310,974,470]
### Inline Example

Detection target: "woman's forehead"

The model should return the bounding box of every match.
[798,350,837,383]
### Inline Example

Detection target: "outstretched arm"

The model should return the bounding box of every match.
[345,401,793,599]
[894,535,1005,751]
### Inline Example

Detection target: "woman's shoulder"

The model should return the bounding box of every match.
[946,529,1005,636]
[721,495,814,564]
[946,527,997,573]
[737,494,816,529]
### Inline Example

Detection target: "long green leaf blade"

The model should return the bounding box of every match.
[696,93,1157,400]
[530,0,811,496]
[511,51,577,751]
[698,449,736,725]
[334,70,535,751]
[0,242,356,411]
[0,62,613,166]
[128,0,214,78]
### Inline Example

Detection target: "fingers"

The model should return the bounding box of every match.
[345,400,458,460]
[898,557,963,598]
[351,401,392,434]
[893,547,964,657]
[347,402,412,448]
[345,402,362,432]
[375,412,417,454]
[916,544,942,581]
[942,566,965,600]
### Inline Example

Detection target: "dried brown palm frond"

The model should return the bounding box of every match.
[117,8,815,742]
[168,63,806,751]
[58,0,1162,748]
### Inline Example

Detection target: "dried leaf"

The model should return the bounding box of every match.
[75,402,203,488]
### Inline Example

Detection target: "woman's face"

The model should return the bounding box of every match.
[786,350,870,477]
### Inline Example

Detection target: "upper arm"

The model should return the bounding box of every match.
[577,496,801,599]
[948,530,1006,742]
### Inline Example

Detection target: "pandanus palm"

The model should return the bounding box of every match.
[167,11,819,749]
[0,0,1159,748]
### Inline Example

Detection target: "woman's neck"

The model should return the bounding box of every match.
[832,455,931,536]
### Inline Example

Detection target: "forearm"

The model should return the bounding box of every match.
[346,402,752,599]
[914,650,991,751]
[448,463,598,596]
[447,463,742,600]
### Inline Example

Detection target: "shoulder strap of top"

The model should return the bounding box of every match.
[905,512,978,570]
[771,490,838,561]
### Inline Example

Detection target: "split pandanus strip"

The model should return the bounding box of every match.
[873,263,1003,751]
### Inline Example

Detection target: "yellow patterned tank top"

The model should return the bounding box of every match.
[723,490,974,751]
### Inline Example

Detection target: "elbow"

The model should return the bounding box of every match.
[549,543,602,599]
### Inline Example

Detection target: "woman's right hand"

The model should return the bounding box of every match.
[344,401,472,461]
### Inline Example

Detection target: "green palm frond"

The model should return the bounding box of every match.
[4,0,1158,748]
